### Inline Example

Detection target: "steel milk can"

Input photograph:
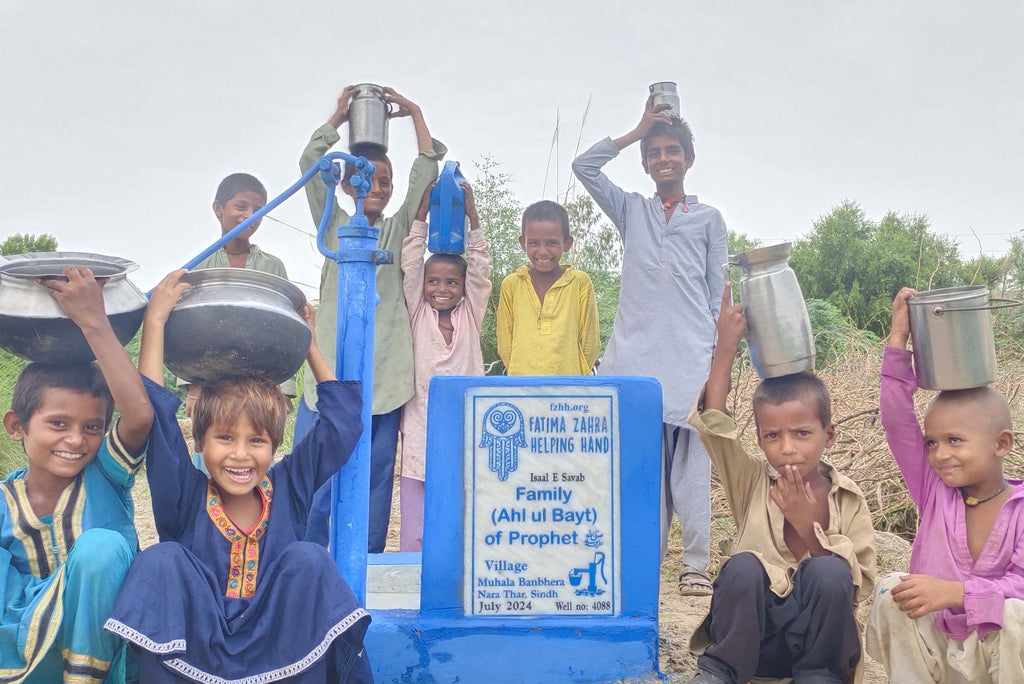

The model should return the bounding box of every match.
[348,83,391,152]
[726,243,815,378]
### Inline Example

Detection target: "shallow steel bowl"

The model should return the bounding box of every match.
[164,268,311,384]
[0,252,146,364]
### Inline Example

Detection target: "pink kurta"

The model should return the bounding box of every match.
[400,220,491,481]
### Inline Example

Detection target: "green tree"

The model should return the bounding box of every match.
[472,156,523,373]
[1,233,57,256]
[563,194,622,275]
[727,231,762,258]
[1,234,59,474]
[960,253,1009,292]
[790,201,965,335]
[1002,235,1024,295]
[561,193,622,352]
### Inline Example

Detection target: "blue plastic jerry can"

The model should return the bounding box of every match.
[428,161,466,255]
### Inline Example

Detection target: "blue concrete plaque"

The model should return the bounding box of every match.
[365,375,663,683]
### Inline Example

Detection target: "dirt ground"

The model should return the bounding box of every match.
[131,458,902,683]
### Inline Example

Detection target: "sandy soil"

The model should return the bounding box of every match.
[132,458,900,683]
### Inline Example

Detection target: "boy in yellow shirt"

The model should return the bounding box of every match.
[496,200,600,375]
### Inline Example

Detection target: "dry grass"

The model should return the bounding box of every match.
[718,345,1024,541]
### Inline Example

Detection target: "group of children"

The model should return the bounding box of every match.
[0,84,1021,683]
[683,286,1024,684]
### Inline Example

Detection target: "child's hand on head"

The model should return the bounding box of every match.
[382,87,420,118]
[462,182,480,232]
[147,270,190,325]
[328,85,358,129]
[769,464,818,534]
[634,93,675,138]
[42,266,109,330]
[716,282,747,351]
[889,287,916,349]
[890,574,964,618]
[415,181,436,223]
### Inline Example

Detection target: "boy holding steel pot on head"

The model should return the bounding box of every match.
[865,287,1024,683]
[572,91,727,595]
[296,85,446,551]
[684,283,875,684]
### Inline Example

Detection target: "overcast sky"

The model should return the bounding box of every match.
[2,1,1022,299]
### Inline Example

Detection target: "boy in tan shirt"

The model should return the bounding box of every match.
[685,283,876,684]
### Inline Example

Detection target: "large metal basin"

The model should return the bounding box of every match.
[0,252,147,364]
[164,269,311,384]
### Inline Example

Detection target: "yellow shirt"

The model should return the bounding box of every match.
[496,265,600,375]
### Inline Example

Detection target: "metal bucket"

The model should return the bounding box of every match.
[164,269,310,384]
[649,81,681,120]
[909,286,1020,390]
[348,83,391,152]
[726,243,816,379]
[0,252,147,364]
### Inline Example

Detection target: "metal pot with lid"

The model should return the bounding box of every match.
[164,268,311,384]
[0,252,147,363]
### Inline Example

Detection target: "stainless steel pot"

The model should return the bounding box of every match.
[649,81,681,120]
[0,252,147,364]
[164,269,310,384]
[909,286,1020,390]
[348,83,392,152]
[726,243,815,379]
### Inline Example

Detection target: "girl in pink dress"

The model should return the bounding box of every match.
[399,182,491,551]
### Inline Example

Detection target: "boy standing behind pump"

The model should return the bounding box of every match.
[572,94,727,595]
[298,85,446,552]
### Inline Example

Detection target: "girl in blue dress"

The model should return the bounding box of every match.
[104,270,371,683]
[0,267,153,683]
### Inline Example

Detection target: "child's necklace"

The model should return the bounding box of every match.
[961,480,1009,506]
[659,196,689,214]
[438,322,454,332]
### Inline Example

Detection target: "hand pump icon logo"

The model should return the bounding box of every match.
[479,402,526,481]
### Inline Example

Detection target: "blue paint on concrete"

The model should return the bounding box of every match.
[365,375,663,682]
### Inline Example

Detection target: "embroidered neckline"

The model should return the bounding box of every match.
[205,478,273,598]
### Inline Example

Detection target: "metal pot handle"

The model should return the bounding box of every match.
[372,86,397,116]
[932,297,1021,316]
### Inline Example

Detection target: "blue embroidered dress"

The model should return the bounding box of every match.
[0,423,142,683]
[104,378,370,683]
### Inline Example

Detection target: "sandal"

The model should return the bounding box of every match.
[678,566,713,596]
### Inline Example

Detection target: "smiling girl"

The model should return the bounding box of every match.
[398,181,491,551]
[103,270,371,683]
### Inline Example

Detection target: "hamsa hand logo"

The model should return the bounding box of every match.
[479,402,526,481]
